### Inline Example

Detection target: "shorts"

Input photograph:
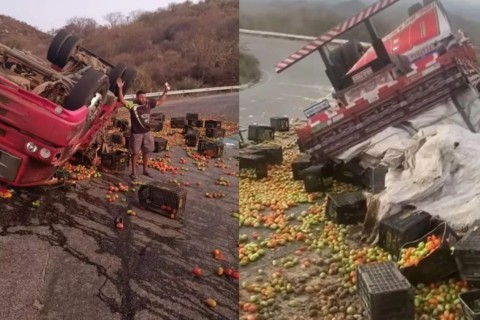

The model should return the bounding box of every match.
[129,132,155,154]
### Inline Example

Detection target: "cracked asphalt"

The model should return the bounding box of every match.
[0,94,239,320]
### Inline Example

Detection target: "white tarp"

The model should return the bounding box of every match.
[329,87,480,239]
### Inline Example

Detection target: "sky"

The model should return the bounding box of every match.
[2,0,198,32]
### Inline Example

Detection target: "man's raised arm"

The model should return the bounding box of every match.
[155,82,170,107]
[116,78,132,109]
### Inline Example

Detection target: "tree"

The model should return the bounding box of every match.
[64,17,98,37]
[103,12,125,28]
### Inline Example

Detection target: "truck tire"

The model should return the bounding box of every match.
[341,40,363,71]
[108,63,127,95]
[64,69,109,111]
[408,3,423,16]
[55,35,82,69]
[122,68,137,94]
[47,29,71,64]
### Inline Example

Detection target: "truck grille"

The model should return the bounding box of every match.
[0,149,21,182]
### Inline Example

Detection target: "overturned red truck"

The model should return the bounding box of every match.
[276,0,480,163]
[0,30,136,186]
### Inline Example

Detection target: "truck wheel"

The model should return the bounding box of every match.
[47,29,71,64]
[64,69,109,111]
[122,68,137,94]
[341,40,363,71]
[55,35,82,68]
[408,3,423,16]
[108,63,127,95]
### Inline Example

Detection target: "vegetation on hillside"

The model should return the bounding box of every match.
[0,0,238,92]
[239,50,261,85]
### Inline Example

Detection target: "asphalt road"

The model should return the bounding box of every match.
[158,93,239,122]
[240,34,331,128]
[0,100,239,320]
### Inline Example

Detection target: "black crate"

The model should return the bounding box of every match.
[303,174,331,193]
[239,154,268,179]
[100,151,129,171]
[460,290,480,320]
[325,191,366,225]
[205,120,221,129]
[270,117,289,132]
[399,222,459,285]
[248,125,275,142]
[111,133,124,145]
[183,126,199,137]
[186,113,198,120]
[362,165,388,194]
[185,136,198,147]
[250,145,283,165]
[114,118,129,131]
[334,160,365,186]
[151,113,165,122]
[357,261,414,320]
[154,137,168,153]
[138,182,187,219]
[197,139,224,158]
[455,226,480,287]
[170,117,186,128]
[206,127,226,138]
[187,119,204,128]
[291,154,311,180]
[297,138,307,153]
[378,210,432,259]
[150,120,164,132]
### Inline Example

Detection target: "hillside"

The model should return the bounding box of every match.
[0,0,238,92]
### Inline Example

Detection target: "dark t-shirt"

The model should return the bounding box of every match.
[125,99,157,134]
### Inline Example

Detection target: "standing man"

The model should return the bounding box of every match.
[116,78,170,179]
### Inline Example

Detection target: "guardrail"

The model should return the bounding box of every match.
[240,28,371,47]
[124,85,242,99]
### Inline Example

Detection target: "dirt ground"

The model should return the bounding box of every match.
[0,98,239,320]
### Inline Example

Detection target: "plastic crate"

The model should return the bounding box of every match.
[303,174,329,193]
[460,290,480,320]
[114,118,129,131]
[150,120,164,132]
[270,117,289,132]
[239,154,268,179]
[206,127,226,138]
[362,165,388,194]
[357,261,414,320]
[183,126,199,137]
[170,117,186,128]
[378,210,432,258]
[247,125,275,142]
[185,129,199,147]
[154,137,168,153]
[334,160,365,186]
[197,139,223,158]
[325,191,366,225]
[187,119,204,127]
[250,145,283,165]
[111,133,124,145]
[291,154,311,180]
[151,113,165,122]
[205,120,221,129]
[297,138,307,153]
[186,113,198,120]
[399,222,459,285]
[100,151,129,171]
[455,226,480,287]
[138,182,187,219]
